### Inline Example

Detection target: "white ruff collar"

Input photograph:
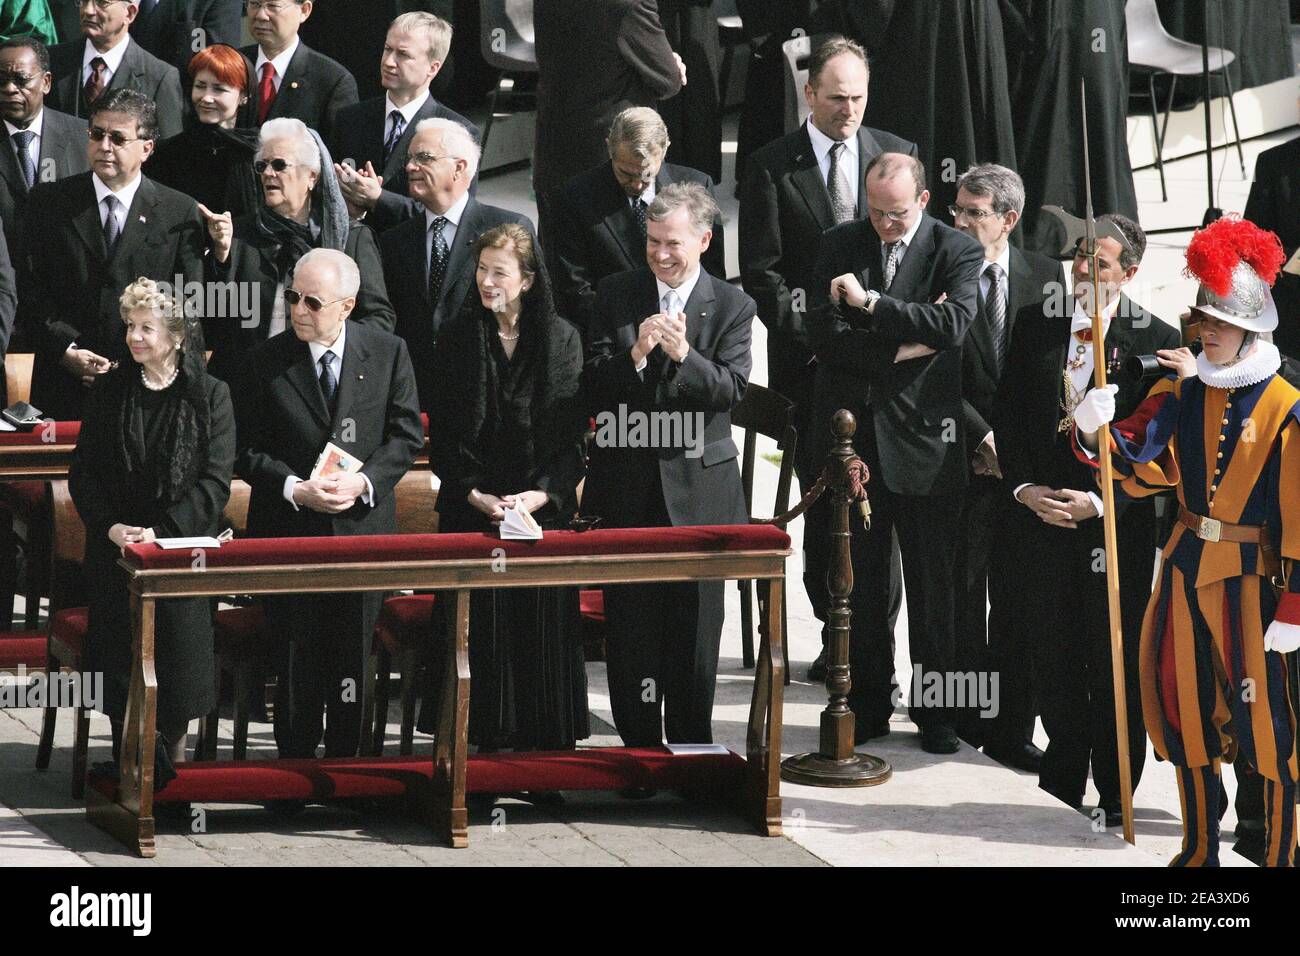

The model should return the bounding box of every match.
[1196,341,1281,389]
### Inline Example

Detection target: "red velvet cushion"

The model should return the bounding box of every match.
[49,607,87,659]
[0,480,47,514]
[87,747,746,804]
[579,589,604,623]
[375,594,436,653]
[123,525,792,570]
[420,412,429,438]
[0,632,47,670]
[213,605,271,651]
[0,422,80,446]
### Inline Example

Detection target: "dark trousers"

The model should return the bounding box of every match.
[953,475,1036,749]
[602,468,727,746]
[803,477,962,730]
[271,591,380,758]
[1021,512,1146,809]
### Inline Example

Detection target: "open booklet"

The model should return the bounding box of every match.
[310,441,364,480]
[499,499,543,540]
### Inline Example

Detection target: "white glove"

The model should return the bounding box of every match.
[1264,619,1300,654]
[1073,384,1118,434]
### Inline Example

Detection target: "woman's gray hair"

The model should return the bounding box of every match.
[296,248,361,300]
[258,117,321,173]
[119,277,187,346]
[646,182,718,237]
[606,106,669,162]
[955,163,1026,216]
[412,117,480,180]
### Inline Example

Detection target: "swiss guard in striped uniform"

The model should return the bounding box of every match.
[1073,217,1300,867]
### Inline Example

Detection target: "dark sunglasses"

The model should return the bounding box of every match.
[88,127,140,147]
[284,289,345,312]
[253,158,296,175]
[0,72,41,89]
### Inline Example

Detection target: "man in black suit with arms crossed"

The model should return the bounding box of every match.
[1244,105,1300,361]
[583,182,753,750]
[16,87,202,421]
[807,152,983,754]
[234,247,423,759]
[550,106,723,338]
[379,117,531,415]
[331,11,478,234]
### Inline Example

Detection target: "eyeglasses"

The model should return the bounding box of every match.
[867,206,914,223]
[254,158,297,175]
[0,72,41,89]
[88,127,141,147]
[406,151,454,168]
[284,289,346,312]
[247,1,303,14]
[80,0,128,10]
[949,204,1000,222]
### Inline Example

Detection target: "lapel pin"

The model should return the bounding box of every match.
[138,215,147,224]
[290,82,299,90]
[358,373,364,380]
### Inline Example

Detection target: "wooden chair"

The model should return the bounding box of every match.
[367,470,439,755]
[0,353,39,631]
[731,384,796,683]
[33,480,90,796]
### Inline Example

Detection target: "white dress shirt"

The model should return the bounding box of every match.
[631,177,656,215]
[283,322,375,509]
[806,119,858,211]
[83,34,131,86]
[424,189,470,272]
[881,211,924,277]
[635,267,701,373]
[255,36,300,93]
[92,171,142,231]
[5,109,43,172]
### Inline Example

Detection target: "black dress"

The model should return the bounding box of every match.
[147,122,261,220]
[428,305,589,750]
[70,366,236,727]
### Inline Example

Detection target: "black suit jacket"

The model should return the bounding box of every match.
[0,108,89,251]
[1245,135,1300,360]
[329,94,481,234]
[16,171,204,420]
[961,246,1062,457]
[739,121,917,402]
[0,228,18,397]
[379,198,534,413]
[807,212,984,496]
[205,214,394,381]
[533,0,682,204]
[49,37,185,139]
[233,323,423,540]
[130,0,243,73]
[242,41,359,141]
[993,293,1181,499]
[581,267,752,527]
[549,160,725,337]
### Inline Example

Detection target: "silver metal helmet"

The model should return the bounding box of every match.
[1195,260,1278,333]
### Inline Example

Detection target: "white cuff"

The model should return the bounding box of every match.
[283,475,301,511]
[1087,491,1104,518]
[1012,482,1031,503]
[360,472,375,507]
[635,355,648,373]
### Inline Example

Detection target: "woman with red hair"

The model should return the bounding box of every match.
[148,43,260,218]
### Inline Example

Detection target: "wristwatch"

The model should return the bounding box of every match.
[858,289,881,315]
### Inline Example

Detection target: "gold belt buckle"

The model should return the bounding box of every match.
[1198,516,1222,543]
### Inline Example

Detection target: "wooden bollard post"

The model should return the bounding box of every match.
[781,410,891,787]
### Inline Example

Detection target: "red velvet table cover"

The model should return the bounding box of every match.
[0,421,80,445]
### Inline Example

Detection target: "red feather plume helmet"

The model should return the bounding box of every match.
[1184,217,1284,332]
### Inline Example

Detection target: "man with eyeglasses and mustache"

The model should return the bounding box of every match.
[16,87,203,420]
[378,117,531,415]
[0,38,89,258]
[47,0,184,139]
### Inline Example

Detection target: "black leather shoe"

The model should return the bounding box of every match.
[806,648,828,683]
[854,720,891,745]
[920,725,961,754]
[983,741,1044,773]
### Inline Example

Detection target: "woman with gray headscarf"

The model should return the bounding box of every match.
[201,117,394,382]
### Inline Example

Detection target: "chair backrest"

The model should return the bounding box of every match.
[1124,0,1178,67]
[49,481,85,612]
[223,479,252,538]
[480,0,538,73]
[781,33,812,135]
[731,383,797,521]
[5,353,33,405]
[394,470,439,534]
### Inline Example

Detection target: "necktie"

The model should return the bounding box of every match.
[11,130,35,190]
[102,194,121,255]
[633,197,647,237]
[661,289,679,319]
[427,216,449,303]
[257,62,277,124]
[318,351,338,411]
[84,57,107,107]
[984,261,1007,373]
[383,110,405,167]
[882,241,899,290]
[826,141,854,224]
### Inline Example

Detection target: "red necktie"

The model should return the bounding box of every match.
[257,62,277,123]
[83,57,107,107]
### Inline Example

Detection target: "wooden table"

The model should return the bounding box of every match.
[0,422,79,480]
[92,525,791,857]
